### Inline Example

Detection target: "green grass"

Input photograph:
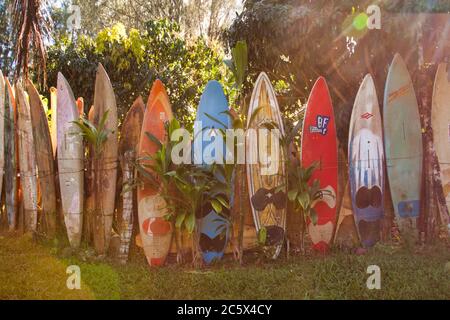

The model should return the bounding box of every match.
[0,234,449,299]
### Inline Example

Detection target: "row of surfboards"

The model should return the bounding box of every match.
[0,53,448,266]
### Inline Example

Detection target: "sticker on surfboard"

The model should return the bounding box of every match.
[309,115,330,135]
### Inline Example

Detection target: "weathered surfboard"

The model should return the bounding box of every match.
[301,77,338,252]
[246,72,286,258]
[348,74,384,247]
[0,72,4,207]
[57,72,84,247]
[15,82,38,232]
[4,78,18,230]
[431,63,450,220]
[194,80,231,264]
[50,86,57,157]
[138,79,173,266]
[92,63,118,255]
[118,96,144,263]
[383,54,423,235]
[26,80,57,236]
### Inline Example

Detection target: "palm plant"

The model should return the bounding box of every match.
[136,118,230,266]
[286,159,335,253]
[224,40,248,264]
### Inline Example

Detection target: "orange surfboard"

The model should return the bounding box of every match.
[138,80,173,266]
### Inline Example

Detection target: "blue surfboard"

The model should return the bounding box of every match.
[194,80,231,264]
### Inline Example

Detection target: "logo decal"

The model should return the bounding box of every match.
[361,112,373,120]
[388,84,409,103]
[309,115,330,135]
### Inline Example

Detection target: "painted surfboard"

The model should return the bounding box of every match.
[194,80,231,264]
[93,63,118,255]
[383,54,423,234]
[334,181,359,247]
[301,77,338,252]
[138,79,173,266]
[431,63,450,220]
[26,80,57,236]
[15,82,39,232]
[57,72,84,247]
[348,74,384,247]
[50,86,57,157]
[0,72,4,206]
[4,78,18,230]
[118,96,144,263]
[246,72,287,258]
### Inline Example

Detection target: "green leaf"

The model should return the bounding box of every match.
[297,192,310,210]
[204,112,228,129]
[175,213,186,229]
[145,131,163,149]
[168,118,180,136]
[185,212,196,234]
[215,196,229,209]
[231,40,248,88]
[210,199,222,213]
[288,189,298,202]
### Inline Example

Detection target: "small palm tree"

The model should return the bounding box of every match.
[136,118,230,267]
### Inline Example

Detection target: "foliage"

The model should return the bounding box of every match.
[45,20,234,127]
[71,0,239,40]
[225,0,450,147]
[286,161,326,226]
[136,118,231,235]
[72,110,112,157]
[0,0,14,76]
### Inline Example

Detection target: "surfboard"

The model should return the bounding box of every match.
[138,79,173,266]
[246,72,286,258]
[0,72,4,208]
[194,80,231,264]
[348,74,384,247]
[26,80,57,236]
[15,82,39,232]
[301,77,338,252]
[118,96,144,263]
[383,54,423,235]
[50,86,57,157]
[57,72,84,247]
[431,63,450,220]
[4,78,18,230]
[92,63,118,255]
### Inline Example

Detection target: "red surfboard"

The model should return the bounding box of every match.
[137,79,173,266]
[300,77,338,252]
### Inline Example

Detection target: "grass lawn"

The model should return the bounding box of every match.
[0,233,449,300]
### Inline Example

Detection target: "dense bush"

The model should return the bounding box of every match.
[45,20,235,127]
